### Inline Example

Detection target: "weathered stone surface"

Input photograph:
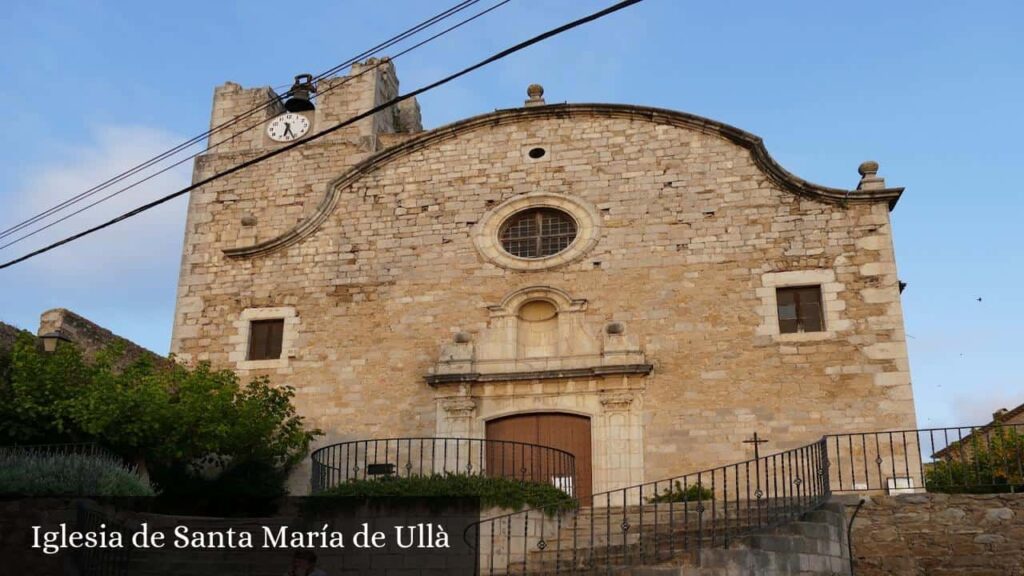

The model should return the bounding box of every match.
[984,507,1015,523]
[38,308,168,369]
[849,493,1024,576]
[936,507,967,523]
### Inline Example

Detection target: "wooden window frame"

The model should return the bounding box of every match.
[776,285,825,334]
[247,318,284,361]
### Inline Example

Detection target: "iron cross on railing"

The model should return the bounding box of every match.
[743,432,769,498]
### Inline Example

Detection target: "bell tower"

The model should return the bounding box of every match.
[170,58,422,362]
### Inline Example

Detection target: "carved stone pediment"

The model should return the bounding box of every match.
[427,286,650,385]
[439,396,477,417]
[599,391,636,412]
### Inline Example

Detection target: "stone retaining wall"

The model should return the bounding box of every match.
[850,492,1024,575]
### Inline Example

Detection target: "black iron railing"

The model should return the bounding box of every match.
[310,437,577,498]
[307,426,1021,573]
[827,424,1024,494]
[74,501,132,576]
[464,438,830,574]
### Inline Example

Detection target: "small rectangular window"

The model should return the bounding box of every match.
[776,286,824,333]
[248,319,284,360]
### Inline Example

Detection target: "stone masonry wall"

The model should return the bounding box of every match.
[850,493,1024,576]
[38,308,167,369]
[171,61,915,494]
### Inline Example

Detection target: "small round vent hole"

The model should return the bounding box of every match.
[528,147,546,159]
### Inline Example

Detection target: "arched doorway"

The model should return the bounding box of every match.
[486,412,593,505]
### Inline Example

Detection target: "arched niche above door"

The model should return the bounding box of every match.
[427,286,651,385]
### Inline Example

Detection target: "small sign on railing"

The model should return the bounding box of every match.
[366,463,396,476]
[551,475,573,495]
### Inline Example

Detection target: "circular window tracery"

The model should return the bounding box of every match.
[499,208,577,259]
[472,192,601,271]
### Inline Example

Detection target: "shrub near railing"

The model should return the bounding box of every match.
[827,425,1024,494]
[646,480,713,503]
[311,437,577,499]
[0,447,154,497]
[925,426,1024,493]
[316,473,576,513]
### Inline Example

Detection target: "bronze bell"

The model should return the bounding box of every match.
[284,73,316,112]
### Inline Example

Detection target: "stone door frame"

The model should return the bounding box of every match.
[435,377,645,499]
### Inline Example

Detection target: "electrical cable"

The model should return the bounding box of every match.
[0,0,511,251]
[0,0,485,242]
[0,0,644,271]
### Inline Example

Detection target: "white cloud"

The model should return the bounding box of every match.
[6,124,190,276]
[0,124,191,352]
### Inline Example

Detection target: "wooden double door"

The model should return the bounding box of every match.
[486,412,593,505]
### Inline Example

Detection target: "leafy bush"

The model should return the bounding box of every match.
[147,458,289,516]
[0,448,154,496]
[0,333,321,504]
[647,480,713,503]
[926,427,1024,493]
[317,473,577,513]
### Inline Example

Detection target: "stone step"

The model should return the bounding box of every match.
[550,508,808,536]
[521,536,707,570]
[496,501,848,576]
[575,499,808,519]
[699,546,847,575]
[773,520,841,542]
[538,522,763,549]
[539,512,807,546]
[741,533,842,557]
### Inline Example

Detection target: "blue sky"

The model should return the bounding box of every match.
[0,1,1021,428]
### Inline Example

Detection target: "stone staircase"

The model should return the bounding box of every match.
[499,500,848,575]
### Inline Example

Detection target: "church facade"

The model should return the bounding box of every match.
[170,59,916,496]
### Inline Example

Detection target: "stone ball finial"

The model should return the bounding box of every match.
[527,84,544,99]
[454,331,472,344]
[858,160,879,177]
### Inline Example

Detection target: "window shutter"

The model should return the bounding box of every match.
[248,319,285,360]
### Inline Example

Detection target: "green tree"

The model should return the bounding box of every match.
[0,333,321,503]
[0,334,89,442]
[926,427,1024,493]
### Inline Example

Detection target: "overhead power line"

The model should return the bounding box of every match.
[0,0,644,271]
[0,0,512,252]
[0,0,487,243]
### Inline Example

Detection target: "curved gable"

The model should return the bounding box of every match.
[224,103,902,258]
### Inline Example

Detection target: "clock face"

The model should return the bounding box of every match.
[266,113,310,142]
